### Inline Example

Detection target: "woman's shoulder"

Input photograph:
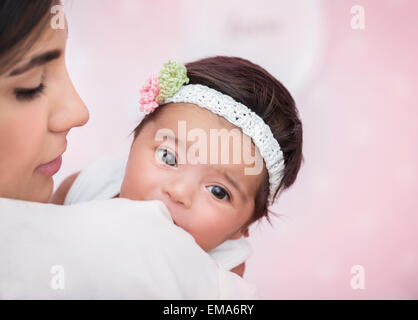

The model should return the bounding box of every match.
[51,156,127,205]
[50,171,81,205]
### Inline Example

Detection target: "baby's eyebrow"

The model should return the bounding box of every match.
[216,168,247,202]
[164,134,181,145]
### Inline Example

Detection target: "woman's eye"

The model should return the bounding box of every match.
[14,83,45,101]
[207,185,230,201]
[156,147,177,167]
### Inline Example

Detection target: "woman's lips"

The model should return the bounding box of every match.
[35,155,62,176]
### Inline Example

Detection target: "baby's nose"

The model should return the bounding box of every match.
[162,179,194,209]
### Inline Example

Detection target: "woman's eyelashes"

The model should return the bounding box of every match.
[155,147,232,202]
[14,82,46,101]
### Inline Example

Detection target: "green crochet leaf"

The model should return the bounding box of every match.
[157,60,189,103]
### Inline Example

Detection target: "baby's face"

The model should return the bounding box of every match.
[120,103,267,252]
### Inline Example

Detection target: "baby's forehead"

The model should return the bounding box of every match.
[149,103,260,158]
[153,102,236,130]
[144,102,267,190]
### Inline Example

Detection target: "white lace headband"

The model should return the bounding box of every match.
[139,61,285,206]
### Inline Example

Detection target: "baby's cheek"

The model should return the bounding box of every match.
[121,158,158,200]
[195,210,234,250]
[120,165,146,199]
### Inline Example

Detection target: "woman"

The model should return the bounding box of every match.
[0,0,88,201]
[0,1,255,299]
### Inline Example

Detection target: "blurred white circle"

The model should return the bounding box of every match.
[178,0,326,94]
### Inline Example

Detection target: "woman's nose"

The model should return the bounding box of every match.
[48,68,89,133]
[162,177,194,209]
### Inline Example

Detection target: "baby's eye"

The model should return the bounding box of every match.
[156,147,177,167]
[207,185,230,201]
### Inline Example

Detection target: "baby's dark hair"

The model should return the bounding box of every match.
[133,56,303,230]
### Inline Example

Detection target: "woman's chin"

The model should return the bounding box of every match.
[33,177,54,203]
[0,176,52,203]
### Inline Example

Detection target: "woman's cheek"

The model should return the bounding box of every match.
[0,102,47,199]
[0,104,45,171]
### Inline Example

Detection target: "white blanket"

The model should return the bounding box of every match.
[0,197,257,299]
[64,156,252,271]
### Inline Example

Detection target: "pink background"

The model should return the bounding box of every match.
[58,0,418,299]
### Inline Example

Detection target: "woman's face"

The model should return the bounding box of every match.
[120,103,267,252]
[0,23,89,202]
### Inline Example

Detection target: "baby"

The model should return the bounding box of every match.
[52,56,303,277]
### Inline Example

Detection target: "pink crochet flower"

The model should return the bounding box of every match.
[139,75,160,114]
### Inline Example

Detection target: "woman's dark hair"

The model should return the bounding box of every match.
[0,0,57,74]
[133,56,304,229]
